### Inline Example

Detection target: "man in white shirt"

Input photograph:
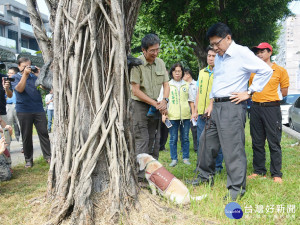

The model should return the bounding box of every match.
[192,22,273,201]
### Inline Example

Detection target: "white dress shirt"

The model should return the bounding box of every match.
[210,41,273,98]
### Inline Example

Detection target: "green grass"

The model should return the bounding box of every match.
[0,157,49,224]
[0,122,299,224]
[158,121,299,224]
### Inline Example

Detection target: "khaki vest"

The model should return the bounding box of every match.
[168,81,191,120]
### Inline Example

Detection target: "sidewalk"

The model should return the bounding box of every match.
[9,133,53,167]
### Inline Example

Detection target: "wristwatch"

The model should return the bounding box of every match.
[247,90,254,96]
[163,98,169,103]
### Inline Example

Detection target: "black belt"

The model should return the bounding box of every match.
[253,101,280,107]
[214,97,231,102]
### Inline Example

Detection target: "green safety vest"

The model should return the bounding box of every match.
[197,66,213,114]
[168,80,191,120]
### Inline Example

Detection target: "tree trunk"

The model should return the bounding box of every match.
[26,0,141,224]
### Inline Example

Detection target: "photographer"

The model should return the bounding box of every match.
[0,70,13,122]
[6,67,22,145]
[11,57,51,168]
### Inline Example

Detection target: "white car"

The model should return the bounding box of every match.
[288,96,300,132]
[280,94,300,125]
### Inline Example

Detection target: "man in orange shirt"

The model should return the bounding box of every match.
[248,42,289,183]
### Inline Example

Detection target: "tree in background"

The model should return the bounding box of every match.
[139,0,292,65]
[25,0,141,224]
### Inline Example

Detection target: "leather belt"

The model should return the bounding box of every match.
[253,101,280,107]
[214,97,231,102]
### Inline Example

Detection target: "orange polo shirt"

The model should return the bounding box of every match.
[249,63,289,102]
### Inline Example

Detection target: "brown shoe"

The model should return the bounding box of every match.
[248,173,266,179]
[273,177,282,184]
[21,148,24,153]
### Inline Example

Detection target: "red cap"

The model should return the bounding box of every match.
[252,42,273,52]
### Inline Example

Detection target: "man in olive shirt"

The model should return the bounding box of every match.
[131,34,170,180]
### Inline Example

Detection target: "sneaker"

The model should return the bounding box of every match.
[273,177,282,184]
[183,159,191,165]
[169,160,177,167]
[247,173,266,179]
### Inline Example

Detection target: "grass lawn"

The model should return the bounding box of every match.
[158,121,299,224]
[0,121,299,224]
[0,158,49,224]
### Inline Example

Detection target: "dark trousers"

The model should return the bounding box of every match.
[198,101,247,200]
[132,100,161,178]
[190,121,197,151]
[159,122,169,150]
[17,112,51,163]
[250,105,282,177]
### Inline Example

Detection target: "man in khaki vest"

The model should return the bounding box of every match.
[130,34,170,181]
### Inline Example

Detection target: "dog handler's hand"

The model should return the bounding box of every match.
[230,91,251,104]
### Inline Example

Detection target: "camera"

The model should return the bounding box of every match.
[30,65,38,73]
[4,77,15,82]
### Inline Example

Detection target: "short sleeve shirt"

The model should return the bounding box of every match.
[249,63,289,102]
[188,79,197,102]
[130,55,169,101]
[11,73,44,113]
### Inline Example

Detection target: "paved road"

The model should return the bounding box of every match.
[9,133,53,167]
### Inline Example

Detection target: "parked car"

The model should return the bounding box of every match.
[288,96,300,132]
[280,94,300,125]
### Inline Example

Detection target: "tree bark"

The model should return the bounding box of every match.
[26,0,141,224]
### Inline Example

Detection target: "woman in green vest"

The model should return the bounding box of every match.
[166,63,194,167]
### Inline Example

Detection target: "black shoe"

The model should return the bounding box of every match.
[223,192,244,202]
[186,177,214,186]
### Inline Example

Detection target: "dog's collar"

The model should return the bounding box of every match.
[145,159,157,174]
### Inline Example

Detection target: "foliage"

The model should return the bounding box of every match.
[138,0,292,64]
[131,7,200,78]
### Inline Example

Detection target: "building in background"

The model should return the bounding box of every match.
[276,14,300,92]
[0,0,50,67]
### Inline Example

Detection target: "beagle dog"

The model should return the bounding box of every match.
[137,153,207,205]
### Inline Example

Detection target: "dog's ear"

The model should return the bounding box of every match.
[136,154,147,171]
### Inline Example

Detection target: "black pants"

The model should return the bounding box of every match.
[17,112,51,163]
[132,100,161,178]
[250,105,282,177]
[190,121,197,151]
[159,122,168,150]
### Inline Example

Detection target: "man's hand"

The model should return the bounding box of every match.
[3,79,10,90]
[0,137,7,155]
[5,125,13,136]
[205,100,213,117]
[156,99,167,111]
[23,66,32,77]
[230,92,250,104]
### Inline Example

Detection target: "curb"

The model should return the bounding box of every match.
[282,125,300,140]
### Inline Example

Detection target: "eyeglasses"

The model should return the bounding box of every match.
[209,36,226,48]
[147,48,161,54]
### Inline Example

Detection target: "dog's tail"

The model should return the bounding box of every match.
[191,194,207,201]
